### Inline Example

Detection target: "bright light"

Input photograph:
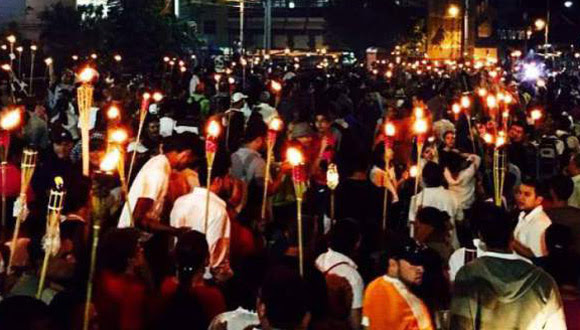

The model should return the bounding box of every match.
[6,35,15,44]
[511,50,522,57]
[523,63,541,81]
[107,105,121,120]
[288,1,296,8]
[496,136,506,147]
[504,94,513,104]
[326,163,339,190]
[448,5,460,17]
[531,109,543,121]
[410,165,418,178]
[152,92,163,102]
[44,58,53,66]
[0,109,21,130]
[269,117,283,131]
[78,67,97,83]
[90,53,97,60]
[1,64,10,72]
[286,147,304,166]
[486,95,497,108]
[114,54,122,62]
[414,118,428,135]
[100,149,121,172]
[461,96,471,108]
[109,128,128,144]
[180,66,187,73]
[535,19,546,31]
[228,77,235,84]
[30,45,37,51]
[72,55,79,61]
[207,120,221,138]
[478,88,488,97]
[15,46,23,53]
[483,133,493,144]
[163,56,170,63]
[414,107,424,119]
[271,80,282,92]
[565,1,573,8]
[385,71,393,78]
[385,122,396,137]
[214,74,221,82]
[537,79,546,87]
[452,103,461,115]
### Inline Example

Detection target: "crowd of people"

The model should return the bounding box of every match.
[0,48,579,330]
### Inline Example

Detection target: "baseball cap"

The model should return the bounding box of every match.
[384,239,427,267]
[231,92,248,104]
[50,126,73,144]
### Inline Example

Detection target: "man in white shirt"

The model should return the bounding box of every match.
[567,153,580,208]
[409,161,462,248]
[443,152,481,210]
[315,220,363,329]
[170,164,234,281]
[119,134,200,235]
[513,180,552,258]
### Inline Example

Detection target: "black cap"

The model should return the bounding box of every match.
[388,239,427,267]
[50,126,73,144]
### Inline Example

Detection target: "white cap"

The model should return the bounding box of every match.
[231,92,248,103]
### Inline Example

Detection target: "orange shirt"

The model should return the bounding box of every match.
[362,276,433,330]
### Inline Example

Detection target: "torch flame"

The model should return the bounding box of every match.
[410,165,418,178]
[109,128,128,144]
[486,95,497,108]
[100,149,121,172]
[496,136,506,147]
[54,176,64,188]
[286,147,304,166]
[0,109,21,130]
[143,92,151,100]
[6,35,16,44]
[152,92,163,102]
[483,133,493,144]
[414,107,424,119]
[326,163,339,190]
[531,109,543,121]
[269,117,283,131]
[478,88,488,97]
[78,67,97,83]
[107,105,120,120]
[1,64,10,72]
[414,118,428,135]
[385,122,396,137]
[207,120,221,138]
[452,103,461,115]
[271,81,282,92]
[461,96,471,108]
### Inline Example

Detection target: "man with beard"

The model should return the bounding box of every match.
[362,240,433,330]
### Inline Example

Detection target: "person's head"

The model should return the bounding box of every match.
[231,92,248,108]
[548,175,574,205]
[422,161,444,188]
[50,126,73,160]
[414,207,451,243]
[175,230,209,284]
[88,134,106,168]
[162,133,199,171]
[99,228,144,275]
[329,219,361,257]
[509,122,525,143]
[443,130,455,149]
[444,151,467,175]
[147,116,160,140]
[314,112,333,135]
[243,120,268,151]
[516,178,546,211]
[384,240,425,286]
[473,203,515,251]
[290,122,315,147]
[257,265,310,330]
[568,152,580,176]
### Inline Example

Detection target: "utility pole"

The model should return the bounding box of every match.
[263,0,272,52]
[240,0,245,52]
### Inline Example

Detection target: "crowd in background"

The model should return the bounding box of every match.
[0,49,579,329]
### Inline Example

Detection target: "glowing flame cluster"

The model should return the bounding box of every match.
[269,117,283,132]
[385,122,396,137]
[286,147,304,166]
[100,149,121,172]
[0,109,21,130]
[78,67,97,83]
[207,120,221,138]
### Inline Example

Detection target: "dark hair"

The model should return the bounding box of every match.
[416,207,450,233]
[444,152,465,175]
[260,265,309,329]
[422,161,444,187]
[329,219,361,256]
[162,133,199,153]
[243,120,267,143]
[549,175,574,201]
[175,230,209,292]
[99,228,140,274]
[473,203,515,250]
[520,177,549,198]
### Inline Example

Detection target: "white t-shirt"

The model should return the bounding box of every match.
[209,307,259,330]
[170,187,230,270]
[315,248,364,309]
[118,155,171,228]
[515,206,552,257]
[444,154,481,210]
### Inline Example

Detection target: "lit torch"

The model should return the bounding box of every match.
[326,163,339,227]
[204,120,221,231]
[382,122,396,231]
[0,108,21,233]
[261,117,283,220]
[77,67,98,176]
[493,132,507,207]
[287,147,307,277]
[271,80,282,107]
